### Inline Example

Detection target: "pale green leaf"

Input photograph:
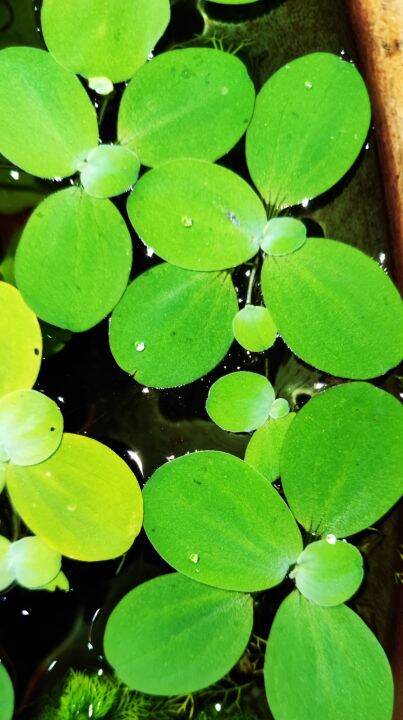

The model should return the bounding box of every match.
[9,536,61,589]
[269,398,290,420]
[6,433,143,561]
[80,144,140,199]
[0,47,98,178]
[15,187,132,332]
[206,371,275,432]
[0,662,14,720]
[127,159,265,270]
[245,413,295,484]
[118,48,255,167]
[261,238,403,378]
[42,0,170,83]
[265,591,394,720]
[261,217,307,256]
[109,263,238,388]
[233,305,277,352]
[0,536,14,592]
[143,451,302,592]
[246,53,371,207]
[281,382,403,537]
[38,570,69,593]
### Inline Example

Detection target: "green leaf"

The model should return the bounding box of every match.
[206,371,275,432]
[213,1,259,4]
[0,390,63,466]
[6,433,143,561]
[109,263,237,388]
[118,48,255,167]
[246,53,371,207]
[8,536,61,589]
[269,398,290,420]
[36,570,69,593]
[104,572,253,695]
[15,187,132,332]
[143,451,302,591]
[265,591,394,720]
[281,382,403,537]
[290,538,363,606]
[261,217,307,256]
[0,536,14,592]
[261,238,403,378]
[0,47,98,178]
[127,159,265,271]
[42,0,170,83]
[245,413,295,483]
[233,305,277,352]
[0,661,14,720]
[0,281,42,397]
[79,144,140,199]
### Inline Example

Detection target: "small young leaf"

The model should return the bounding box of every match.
[269,398,290,420]
[39,570,69,593]
[143,451,302,592]
[6,434,143,561]
[261,238,403,378]
[9,536,61,589]
[109,263,237,388]
[80,145,140,199]
[281,382,403,537]
[0,47,98,178]
[265,591,394,720]
[0,536,14,592]
[0,390,62,466]
[206,371,275,432]
[0,282,42,397]
[118,48,255,167]
[233,305,277,352]
[0,661,14,720]
[291,538,363,606]
[104,573,253,695]
[261,217,307,256]
[245,413,295,483]
[127,159,265,271]
[42,0,170,83]
[246,53,370,207]
[16,187,132,332]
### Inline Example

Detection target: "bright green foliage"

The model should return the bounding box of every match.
[16,187,132,332]
[39,571,69,593]
[0,536,13,591]
[0,282,42,397]
[246,53,370,207]
[6,433,143,561]
[269,398,290,420]
[8,536,61,589]
[0,390,63,465]
[0,47,98,178]
[233,305,277,352]
[118,48,255,167]
[290,538,363,606]
[127,159,265,271]
[265,591,394,720]
[104,572,253,695]
[42,0,170,83]
[281,382,403,537]
[79,145,140,199]
[245,414,295,484]
[261,217,307,256]
[143,451,302,591]
[0,662,14,720]
[109,263,237,388]
[206,371,275,432]
[261,238,403,378]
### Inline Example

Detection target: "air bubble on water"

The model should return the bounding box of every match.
[142,387,150,394]
[326,534,337,545]
[189,553,199,564]
[9,170,20,181]
[148,51,154,60]
[365,142,370,150]
[301,197,309,208]
[135,342,145,352]
[304,80,313,89]
[88,76,114,96]
[215,703,222,712]
[146,246,155,257]
[182,216,193,228]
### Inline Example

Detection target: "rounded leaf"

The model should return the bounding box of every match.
[42,0,170,83]
[118,48,255,167]
[206,371,275,432]
[80,145,140,199]
[109,263,238,388]
[245,413,295,483]
[261,238,403,378]
[0,390,63,466]
[143,451,302,591]
[291,538,363,606]
[6,434,143,561]
[0,282,42,396]
[9,536,61,589]
[246,53,371,207]
[261,217,307,256]
[0,47,98,178]
[0,536,14,592]
[269,398,290,420]
[233,305,277,352]
[0,662,14,720]
[265,591,394,720]
[127,159,265,270]
[281,382,403,537]
[16,187,132,332]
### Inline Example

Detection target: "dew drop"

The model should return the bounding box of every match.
[189,553,199,564]
[181,216,193,228]
[88,76,114,96]
[304,80,313,89]
[135,342,145,352]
